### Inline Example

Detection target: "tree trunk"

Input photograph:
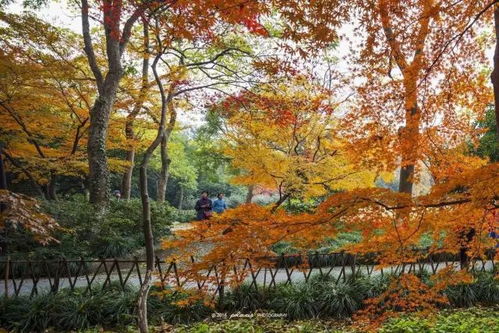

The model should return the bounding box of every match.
[398,81,420,195]
[0,149,7,191]
[136,39,173,333]
[156,134,171,203]
[121,148,135,200]
[156,94,177,203]
[137,269,152,333]
[87,86,119,209]
[46,174,58,200]
[81,0,142,211]
[398,164,415,194]
[178,185,184,209]
[121,22,150,200]
[271,193,290,213]
[492,5,499,141]
[245,185,254,203]
[0,148,6,255]
[458,228,476,270]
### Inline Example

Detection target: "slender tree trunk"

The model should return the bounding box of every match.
[0,148,6,256]
[178,185,184,209]
[46,174,58,200]
[156,96,177,203]
[121,147,135,200]
[121,22,150,200]
[137,38,174,333]
[156,135,171,203]
[271,193,290,213]
[0,149,7,191]
[458,228,476,270]
[245,185,254,203]
[1,149,45,198]
[492,6,499,140]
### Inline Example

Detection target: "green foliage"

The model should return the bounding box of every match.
[444,272,499,308]
[317,281,363,318]
[315,232,362,253]
[171,209,197,223]
[3,195,174,259]
[0,284,213,332]
[221,272,497,322]
[222,284,268,313]
[148,288,213,324]
[470,107,498,162]
[0,285,137,332]
[283,198,321,214]
[268,283,320,320]
[176,318,347,333]
[380,307,499,333]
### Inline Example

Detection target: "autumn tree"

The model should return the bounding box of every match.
[145,19,271,204]
[344,0,492,194]
[0,12,94,199]
[217,78,378,209]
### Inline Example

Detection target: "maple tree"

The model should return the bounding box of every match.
[216,77,379,209]
[0,12,93,199]
[342,0,493,195]
[0,189,59,246]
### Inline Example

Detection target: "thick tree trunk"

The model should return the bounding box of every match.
[398,165,415,194]
[87,87,119,209]
[178,185,184,209]
[156,135,171,203]
[245,185,254,203]
[81,0,142,211]
[398,83,420,195]
[492,6,499,140]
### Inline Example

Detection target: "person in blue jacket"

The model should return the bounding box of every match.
[213,193,228,214]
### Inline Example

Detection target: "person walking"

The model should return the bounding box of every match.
[195,191,213,220]
[213,193,228,214]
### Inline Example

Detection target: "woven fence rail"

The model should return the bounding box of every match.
[1,251,496,299]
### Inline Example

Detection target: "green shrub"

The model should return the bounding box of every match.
[171,209,197,223]
[471,272,499,306]
[2,195,174,261]
[222,283,268,312]
[0,284,213,332]
[148,288,213,324]
[268,283,320,320]
[317,281,363,318]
